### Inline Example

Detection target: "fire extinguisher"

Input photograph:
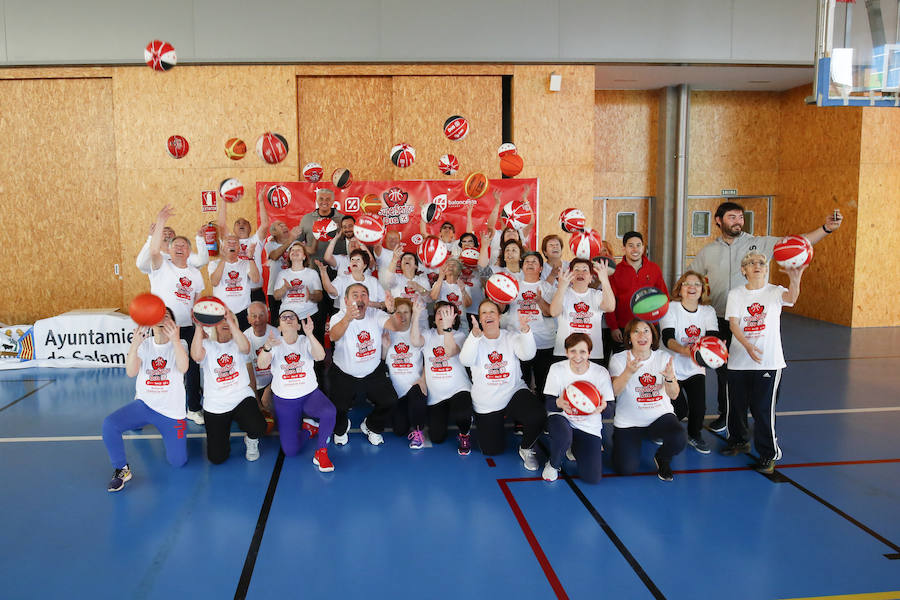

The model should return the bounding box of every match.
[203,222,219,257]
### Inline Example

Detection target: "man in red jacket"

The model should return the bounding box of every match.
[605,231,669,351]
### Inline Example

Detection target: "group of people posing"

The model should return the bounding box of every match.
[101,185,843,491]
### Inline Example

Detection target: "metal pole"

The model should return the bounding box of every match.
[674,84,689,281]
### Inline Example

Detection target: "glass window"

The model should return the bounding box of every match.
[616,212,636,237]
[743,211,754,235]
[691,211,710,237]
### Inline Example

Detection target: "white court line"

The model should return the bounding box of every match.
[1,409,898,443]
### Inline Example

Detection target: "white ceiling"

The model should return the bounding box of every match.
[594,64,815,91]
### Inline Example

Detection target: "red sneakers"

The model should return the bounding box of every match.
[302,418,319,438]
[313,447,334,472]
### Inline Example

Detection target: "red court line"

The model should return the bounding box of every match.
[486,458,496,467]
[497,479,569,600]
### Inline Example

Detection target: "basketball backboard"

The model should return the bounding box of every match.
[814,0,900,106]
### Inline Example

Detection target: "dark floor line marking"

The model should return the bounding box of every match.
[0,381,54,413]
[497,479,569,600]
[234,449,285,600]
[535,441,666,599]
[0,378,56,382]
[707,429,900,559]
[787,354,900,363]
[486,458,496,467]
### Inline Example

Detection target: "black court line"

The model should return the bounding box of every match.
[0,381,54,413]
[234,449,285,600]
[0,378,56,382]
[707,428,900,559]
[537,441,666,599]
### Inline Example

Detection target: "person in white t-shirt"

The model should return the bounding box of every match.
[328,283,403,446]
[430,259,472,324]
[148,205,205,424]
[191,310,266,464]
[218,187,270,304]
[409,300,474,455]
[457,232,488,326]
[257,309,336,473]
[549,258,615,362]
[541,333,612,484]
[379,246,431,304]
[319,249,386,312]
[273,242,323,320]
[660,270,719,454]
[209,233,261,331]
[383,298,428,449]
[539,234,568,286]
[135,222,208,274]
[608,319,685,482]
[459,300,546,471]
[721,251,806,474]
[244,301,279,432]
[102,308,189,492]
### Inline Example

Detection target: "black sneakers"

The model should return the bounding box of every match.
[107,465,132,492]
[720,442,751,456]
[654,453,674,482]
[707,416,727,433]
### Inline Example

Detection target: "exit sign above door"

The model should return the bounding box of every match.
[721,189,738,196]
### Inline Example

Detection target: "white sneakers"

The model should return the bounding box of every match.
[519,446,539,471]
[566,447,576,462]
[542,461,558,482]
[360,419,384,446]
[186,410,205,425]
[333,431,349,446]
[245,436,260,461]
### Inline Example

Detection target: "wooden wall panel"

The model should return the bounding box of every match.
[853,107,900,327]
[597,198,651,257]
[0,78,119,323]
[513,65,594,258]
[391,76,501,181]
[594,90,658,197]
[775,86,862,326]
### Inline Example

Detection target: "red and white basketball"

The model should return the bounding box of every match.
[563,380,605,415]
[485,272,520,305]
[439,154,459,176]
[559,208,586,233]
[332,168,352,189]
[219,178,244,203]
[312,218,338,242]
[772,235,813,268]
[353,215,386,245]
[692,336,729,369]
[569,228,604,259]
[166,135,189,159]
[421,202,442,224]
[302,162,323,183]
[256,132,288,164]
[144,40,176,71]
[192,296,227,326]
[498,142,517,157]
[444,115,469,141]
[501,200,533,231]
[459,248,480,267]
[266,185,292,209]
[390,143,416,168]
[417,236,449,269]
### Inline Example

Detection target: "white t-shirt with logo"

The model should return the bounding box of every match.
[329,274,386,311]
[608,350,675,428]
[238,236,264,291]
[503,279,558,349]
[459,264,487,313]
[459,329,536,414]
[149,259,203,327]
[199,339,254,414]
[725,283,791,371]
[274,267,322,319]
[435,280,468,318]
[421,329,471,406]
[554,287,606,358]
[543,361,613,438]
[135,338,188,420]
[385,328,424,398]
[265,240,293,295]
[244,324,279,390]
[209,259,252,314]
[330,308,391,378]
[269,336,318,399]
[659,302,719,380]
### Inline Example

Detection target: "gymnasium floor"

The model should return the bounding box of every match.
[1,314,898,600]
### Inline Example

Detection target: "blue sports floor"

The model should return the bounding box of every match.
[1,314,899,600]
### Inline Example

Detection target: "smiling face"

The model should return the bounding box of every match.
[439,222,455,243]
[248,303,268,330]
[503,243,521,267]
[478,301,501,335]
[214,317,233,343]
[570,261,592,287]
[624,237,644,263]
[543,237,562,258]
[316,190,334,215]
[169,237,191,266]
[400,253,418,277]
[565,340,591,368]
[680,274,703,302]
[393,302,412,329]
[278,311,300,335]
[341,218,355,239]
[288,243,306,266]
[741,254,769,283]
[717,209,744,238]
[629,321,653,352]
[522,254,542,278]
[234,218,251,238]
[459,233,477,249]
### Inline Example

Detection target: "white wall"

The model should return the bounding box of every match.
[0,0,817,65]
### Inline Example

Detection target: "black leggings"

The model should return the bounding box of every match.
[714,317,733,416]
[428,391,473,444]
[391,385,428,436]
[179,324,202,412]
[204,396,267,464]
[612,413,686,475]
[547,414,604,484]
[328,364,398,435]
[673,374,706,439]
[474,389,546,455]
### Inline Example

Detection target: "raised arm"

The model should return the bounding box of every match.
[190,324,207,363]
[301,317,326,361]
[802,210,843,246]
[322,231,341,268]
[149,205,174,271]
[125,326,148,378]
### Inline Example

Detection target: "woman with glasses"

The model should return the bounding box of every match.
[659,270,719,454]
[721,252,807,474]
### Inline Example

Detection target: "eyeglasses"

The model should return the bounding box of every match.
[279,314,298,322]
[681,282,703,288]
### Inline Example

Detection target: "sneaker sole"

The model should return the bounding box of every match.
[689,443,711,455]
[457,449,470,456]
[313,458,334,473]
[409,444,424,450]
[654,457,674,482]
[707,423,727,433]
[246,453,260,462]
[107,471,132,492]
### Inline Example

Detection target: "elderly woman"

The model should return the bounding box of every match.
[721,252,806,473]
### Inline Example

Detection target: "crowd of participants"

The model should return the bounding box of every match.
[101,186,843,491]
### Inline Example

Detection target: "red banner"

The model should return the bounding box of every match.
[255,178,539,251]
